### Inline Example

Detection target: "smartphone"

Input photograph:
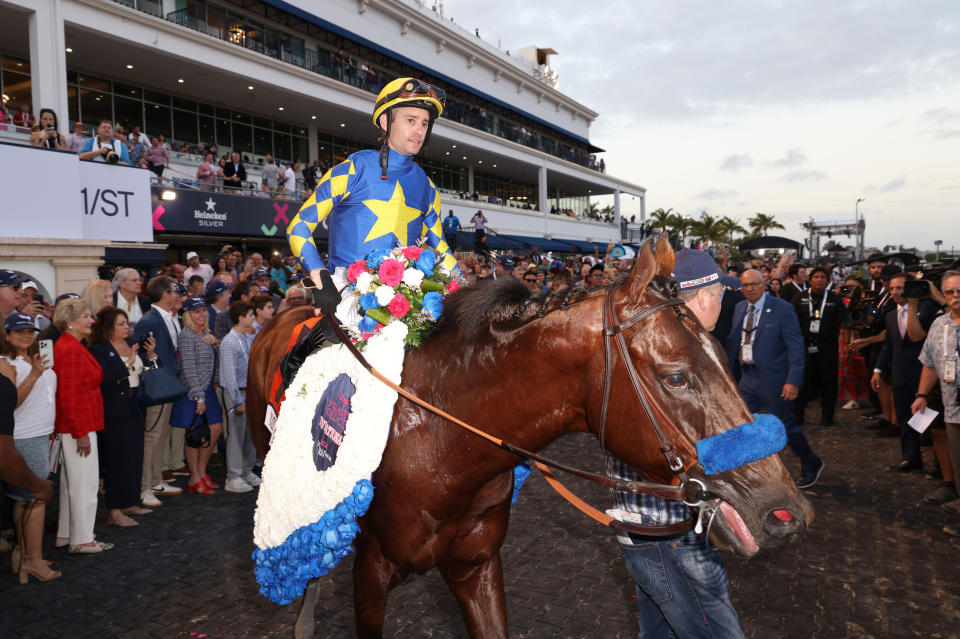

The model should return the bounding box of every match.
[38,339,54,369]
[32,293,43,303]
[138,330,154,349]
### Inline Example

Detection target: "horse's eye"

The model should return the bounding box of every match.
[664,374,688,389]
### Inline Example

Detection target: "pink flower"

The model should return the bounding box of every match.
[388,293,411,318]
[360,332,374,340]
[347,260,367,283]
[401,246,424,261]
[378,258,404,287]
[446,279,461,293]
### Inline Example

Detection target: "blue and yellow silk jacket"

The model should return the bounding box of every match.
[287,148,457,274]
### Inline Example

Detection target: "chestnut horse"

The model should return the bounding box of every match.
[247,235,813,638]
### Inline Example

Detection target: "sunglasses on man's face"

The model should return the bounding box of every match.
[943,288,960,297]
[524,278,537,283]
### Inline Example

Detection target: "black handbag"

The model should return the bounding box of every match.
[185,412,211,449]
[140,362,187,406]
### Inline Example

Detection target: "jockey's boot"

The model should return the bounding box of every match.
[279,317,341,390]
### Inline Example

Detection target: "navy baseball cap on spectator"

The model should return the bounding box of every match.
[174,282,189,296]
[204,279,233,299]
[5,312,39,332]
[0,270,24,287]
[288,272,305,283]
[181,296,206,311]
[672,249,741,291]
[55,292,80,305]
[498,255,515,271]
[253,268,270,280]
[258,286,270,293]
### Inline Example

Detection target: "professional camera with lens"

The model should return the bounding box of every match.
[903,279,931,300]
[97,136,120,164]
[841,284,882,329]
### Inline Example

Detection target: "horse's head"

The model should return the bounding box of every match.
[595,234,812,558]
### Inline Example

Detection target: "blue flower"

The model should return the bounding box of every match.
[358,315,378,333]
[359,293,379,313]
[416,250,436,275]
[422,291,444,320]
[365,248,392,269]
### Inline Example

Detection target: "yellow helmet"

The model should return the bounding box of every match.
[372,77,445,128]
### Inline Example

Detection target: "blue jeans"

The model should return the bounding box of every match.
[620,540,744,639]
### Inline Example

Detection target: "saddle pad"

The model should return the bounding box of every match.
[252,320,407,604]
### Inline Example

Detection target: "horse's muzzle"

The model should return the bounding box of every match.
[762,508,805,537]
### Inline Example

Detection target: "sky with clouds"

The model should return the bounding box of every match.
[444,0,959,253]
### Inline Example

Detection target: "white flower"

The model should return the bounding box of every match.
[439,262,451,276]
[355,272,373,294]
[375,285,395,306]
[402,268,424,288]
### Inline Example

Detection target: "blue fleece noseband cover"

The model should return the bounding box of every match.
[696,413,787,475]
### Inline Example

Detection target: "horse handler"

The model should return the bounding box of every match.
[610,249,747,638]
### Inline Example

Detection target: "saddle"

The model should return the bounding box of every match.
[269,316,341,419]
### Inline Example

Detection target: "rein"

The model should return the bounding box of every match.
[322,286,713,537]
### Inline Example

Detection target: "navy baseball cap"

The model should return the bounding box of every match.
[498,255,515,271]
[5,312,39,332]
[181,296,206,311]
[253,268,270,280]
[288,272,305,283]
[204,279,233,299]
[55,292,80,305]
[0,270,24,287]
[673,249,741,291]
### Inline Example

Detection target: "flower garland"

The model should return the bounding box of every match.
[347,246,461,349]
[252,321,407,605]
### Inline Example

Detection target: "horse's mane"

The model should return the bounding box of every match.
[441,274,678,340]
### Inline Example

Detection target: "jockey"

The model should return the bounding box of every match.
[287,77,459,317]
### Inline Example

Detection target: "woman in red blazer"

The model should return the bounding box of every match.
[52,299,112,554]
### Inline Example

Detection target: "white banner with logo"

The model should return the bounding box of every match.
[78,160,152,241]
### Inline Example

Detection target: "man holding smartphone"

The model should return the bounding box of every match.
[17,281,50,332]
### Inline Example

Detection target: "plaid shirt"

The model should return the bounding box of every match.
[607,455,700,545]
[143,144,168,167]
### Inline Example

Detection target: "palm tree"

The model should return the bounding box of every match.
[748,213,785,237]
[719,216,747,243]
[690,212,721,244]
[649,208,674,233]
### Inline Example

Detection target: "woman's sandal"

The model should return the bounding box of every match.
[68,540,114,554]
[122,506,153,516]
[107,514,140,528]
[201,475,220,490]
[10,546,54,573]
[18,559,62,584]
[188,481,214,495]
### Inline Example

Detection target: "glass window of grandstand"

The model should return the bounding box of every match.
[1,55,32,126]
[114,0,162,16]
[64,72,308,163]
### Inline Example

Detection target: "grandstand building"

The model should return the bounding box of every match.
[0,0,645,296]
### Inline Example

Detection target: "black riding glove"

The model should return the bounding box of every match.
[304,271,342,317]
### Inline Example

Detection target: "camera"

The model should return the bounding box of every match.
[138,330,154,349]
[842,284,881,329]
[903,279,930,300]
[105,150,120,164]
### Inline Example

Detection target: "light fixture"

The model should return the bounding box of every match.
[492,164,497,168]
[311,115,317,120]
[478,160,482,164]
[126,64,134,69]
[462,156,467,160]
[445,151,449,155]
[177,78,184,83]
[160,190,177,201]
[452,144,457,148]
[339,123,346,127]
[248,85,254,90]
[65,47,73,53]
[278,106,284,111]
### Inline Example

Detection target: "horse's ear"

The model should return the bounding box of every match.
[625,237,657,301]
[654,233,675,280]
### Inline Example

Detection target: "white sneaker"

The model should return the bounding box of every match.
[224,478,253,493]
[141,491,162,508]
[243,473,262,487]
[841,400,859,410]
[152,482,183,496]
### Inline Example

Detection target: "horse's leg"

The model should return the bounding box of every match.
[353,531,403,639]
[294,577,320,639]
[438,552,508,639]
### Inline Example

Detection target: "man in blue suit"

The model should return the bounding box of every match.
[133,275,184,507]
[726,268,824,488]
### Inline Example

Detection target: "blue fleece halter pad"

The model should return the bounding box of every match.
[695,413,787,476]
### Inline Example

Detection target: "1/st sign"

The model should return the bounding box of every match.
[78,161,152,241]
[81,187,136,217]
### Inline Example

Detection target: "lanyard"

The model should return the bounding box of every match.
[944,321,960,359]
[807,291,828,320]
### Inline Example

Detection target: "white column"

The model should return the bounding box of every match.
[537,165,548,216]
[28,0,69,131]
[640,192,646,221]
[613,189,621,225]
[467,165,474,194]
[307,123,318,164]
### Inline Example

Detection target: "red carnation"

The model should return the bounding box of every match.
[388,293,411,318]
[401,246,424,261]
[347,260,367,283]
[378,258,404,287]
[446,279,461,293]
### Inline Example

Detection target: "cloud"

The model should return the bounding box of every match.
[693,188,739,200]
[938,183,960,191]
[931,129,960,139]
[769,148,807,167]
[865,177,908,193]
[719,153,752,172]
[779,171,828,183]
[919,107,960,125]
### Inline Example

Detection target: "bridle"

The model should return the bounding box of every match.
[324,279,719,538]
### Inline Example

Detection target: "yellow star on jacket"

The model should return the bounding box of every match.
[363,182,423,246]
[287,148,458,275]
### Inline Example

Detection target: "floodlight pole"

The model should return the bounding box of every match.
[855,198,865,260]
